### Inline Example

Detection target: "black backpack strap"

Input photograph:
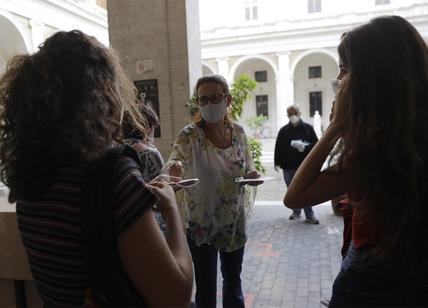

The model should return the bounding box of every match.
[81,145,145,305]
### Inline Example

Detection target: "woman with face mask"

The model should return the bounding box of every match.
[164,74,262,308]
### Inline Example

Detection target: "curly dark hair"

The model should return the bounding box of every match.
[0,30,144,202]
[336,16,428,260]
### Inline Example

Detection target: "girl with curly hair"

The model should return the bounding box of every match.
[284,16,428,306]
[0,30,192,307]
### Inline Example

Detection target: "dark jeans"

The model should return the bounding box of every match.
[187,237,245,308]
[283,169,315,218]
[329,245,428,307]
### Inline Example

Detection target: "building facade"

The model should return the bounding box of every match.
[0,0,107,73]
[2,0,428,138]
[199,0,428,137]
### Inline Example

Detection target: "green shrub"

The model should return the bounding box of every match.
[248,138,266,173]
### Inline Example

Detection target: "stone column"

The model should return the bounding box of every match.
[29,19,45,52]
[216,57,230,82]
[276,52,293,129]
[107,0,202,157]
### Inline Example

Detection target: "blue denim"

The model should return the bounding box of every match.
[283,169,315,218]
[187,238,245,308]
[329,245,428,307]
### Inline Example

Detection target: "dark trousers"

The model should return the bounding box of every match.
[187,237,245,308]
[329,245,428,307]
[283,168,315,218]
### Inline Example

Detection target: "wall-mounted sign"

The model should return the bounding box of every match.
[136,59,154,74]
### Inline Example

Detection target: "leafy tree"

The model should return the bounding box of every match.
[185,93,199,118]
[230,75,265,173]
[229,75,257,121]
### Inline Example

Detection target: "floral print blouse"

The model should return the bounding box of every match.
[164,123,256,252]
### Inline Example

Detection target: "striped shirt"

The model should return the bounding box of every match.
[16,156,156,307]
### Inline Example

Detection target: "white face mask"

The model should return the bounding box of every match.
[289,115,300,125]
[199,100,227,123]
[331,79,342,95]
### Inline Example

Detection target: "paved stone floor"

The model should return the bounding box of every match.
[240,202,343,308]
[195,139,344,307]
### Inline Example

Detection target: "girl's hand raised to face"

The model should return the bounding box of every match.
[329,77,350,131]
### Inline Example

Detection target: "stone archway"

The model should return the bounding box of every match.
[291,50,338,132]
[231,56,278,138]
[0,13,30,73]
[202,63,215,76]
[290,49,338,77]
[229,54,278,83]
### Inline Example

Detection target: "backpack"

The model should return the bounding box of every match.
[80,145,147,307]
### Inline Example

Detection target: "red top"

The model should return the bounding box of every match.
[351,207,374,249]
[335,188,374,252]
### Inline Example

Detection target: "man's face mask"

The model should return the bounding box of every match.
[288,114,300,125]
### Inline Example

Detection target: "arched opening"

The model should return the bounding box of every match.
[292,51,338,133]
[0,14,29,74]
[232,57,278,138]
[202,63,215,76]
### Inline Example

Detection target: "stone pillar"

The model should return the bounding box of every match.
[216,57,230,82]
[107,0,202,157]
[276,52,293,129]
[29,19,45,52]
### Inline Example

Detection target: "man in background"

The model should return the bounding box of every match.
[274,104,319,224]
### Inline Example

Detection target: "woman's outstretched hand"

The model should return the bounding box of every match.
[167,161,184,178]
[244,171,263,186]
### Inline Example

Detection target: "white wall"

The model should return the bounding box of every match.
[0,13,30,74]
[199,0,423,31]
[0,0,108,73]
[199,0,428,139]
